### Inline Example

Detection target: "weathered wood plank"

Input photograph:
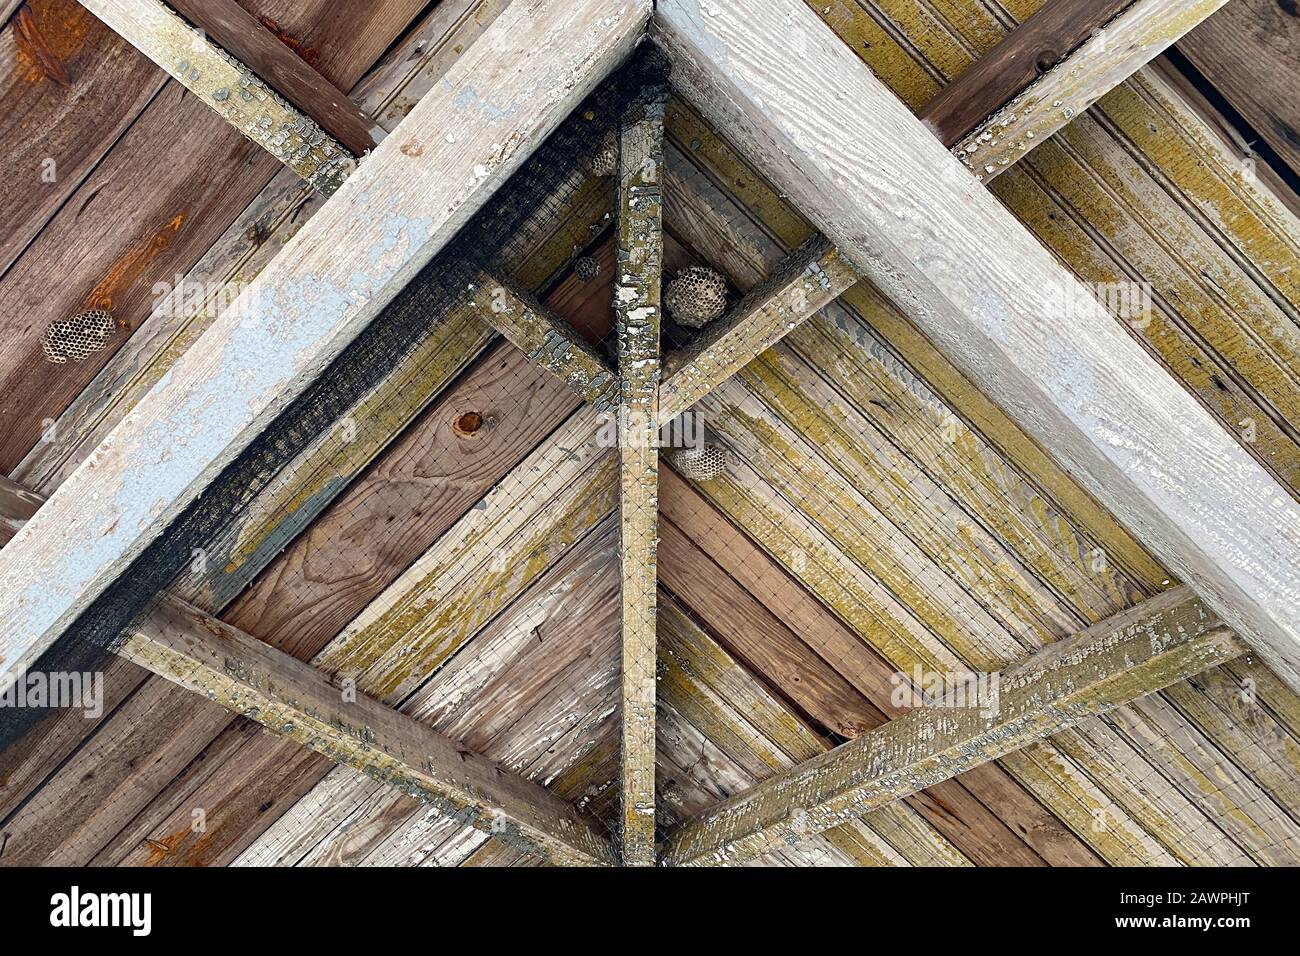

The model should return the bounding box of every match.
[113,596,612,866]
[661,587,1244,866]
[614,79,667,866]
[658,235,857,424]
[0,475,41,548]
[1177,0,1300,184]
[654,0,1300,694]
[0,0,649,696]
[168,0,378,155]
[949,0,1229,183]
[921,0,1133,148]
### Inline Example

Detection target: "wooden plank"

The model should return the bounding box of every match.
[614,79,667,866]
[658,234,857,424]
[949,0,1230,182]
[921,0,1133,148]
[654,0,1300,695]
[114,596,613,866]
[168,0,378,155]
[0,0,649,697]
[1177,0,1300,183]
[661,587,1245,866]
[0,475,41,548]
[82,0,354,194]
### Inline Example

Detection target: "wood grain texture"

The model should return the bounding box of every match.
[168,0,377,155]
[0,0,163,277]
[0,0,649,696]
[950,0,1229,182]
[83,0,354,193]
[114,595,613,866]
[614,89,666,866]
[921,0,1133,147]
[662,587,1243,866]
[0,475,41,547]
[1178,0,1300,183]
[654,0,1300,695]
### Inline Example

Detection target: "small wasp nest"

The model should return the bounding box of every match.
[664,266,727,329]
[42,309,117,364]
[667,443,729,482]
[585,132,619,177]
[574,255,601,281]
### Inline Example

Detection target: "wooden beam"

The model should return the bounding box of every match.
[658,235,857,424]
[654,0,1300,695]
[920,0,1134,148]
[615,80,668,866]
[168,0,379,156]
[474,275,618,411]
[115,596,613,866]
[945,0,1230,183]
[660,586,1244,866]
[0,0,650,698]
[80,0,355,194]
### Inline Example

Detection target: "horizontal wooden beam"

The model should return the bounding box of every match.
[920,0,1133,148]
[945,0,1229,182]
[473,275,618,411]
[0,0,650,698]
[660,586,1244,866]
[81,0,355,194]
[658,234,857,424]
[654,0,1300,695]
[167,0,379,156]
[118,596,613,865]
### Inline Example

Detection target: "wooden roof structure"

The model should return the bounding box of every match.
[1,0,1299,867]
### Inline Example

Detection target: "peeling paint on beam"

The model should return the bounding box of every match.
[0,0,650,698]
[660,587,1245,866]
[615,83,667,867]
[80,0,355,194]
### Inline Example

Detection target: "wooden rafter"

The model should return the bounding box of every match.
[661,587,1244,866]
[167,0,379,156]
[653,0,1300,695]
[0,476,612,865]
[0,0,651,699]
[81,0,356,194]
[948,0,1230,182]
[614,77,668,866]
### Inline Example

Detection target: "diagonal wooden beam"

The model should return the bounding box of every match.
[121,597,614,866]
[658,235,857,424]
[474,275,619,411]
[920,0,1134,149]
[660,586,1245,866]
[653,0,1228,424]
[0,475,613,865]
[948,0,1230,182]
[614,75,669,867]
[168,0,380,156]
[654,0,1300,694]
[0,0,650,699]
[80,0,356,194]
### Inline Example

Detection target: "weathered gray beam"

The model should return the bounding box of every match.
[0,0,651,698]
[661,586,1244,866]
[615,82,668,867]
[653,0,1300,695]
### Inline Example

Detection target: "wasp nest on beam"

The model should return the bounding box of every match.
[667,443,729,482]
[664,266,727,329]
[42,309,117,364]
[574,255,601,281]
[585,131,619,177]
